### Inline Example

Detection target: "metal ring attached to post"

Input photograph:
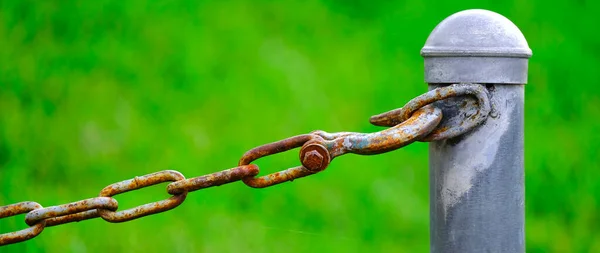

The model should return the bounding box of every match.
[238,105,443,188]
[369,83,491,141]
[311,105,443,157]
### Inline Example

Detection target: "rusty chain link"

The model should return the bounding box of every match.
[0,83,491,246]
[0,202,45,245]
[370,83,491,141]
[238,104,443,188]
[25,197,118,226]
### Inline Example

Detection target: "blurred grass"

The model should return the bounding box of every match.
[1,0,599,252]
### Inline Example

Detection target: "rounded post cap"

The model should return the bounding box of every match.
[421,9,532,84]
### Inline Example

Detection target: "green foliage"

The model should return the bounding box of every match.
[1,0,598,252]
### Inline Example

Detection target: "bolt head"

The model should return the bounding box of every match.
[303,150,324,171]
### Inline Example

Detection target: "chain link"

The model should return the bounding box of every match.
[167,165,259,195]
[0,202,45,245]
[25,197,118,226]
[370,83,491,141]
[98,170,187,223]
[0,83,491,246]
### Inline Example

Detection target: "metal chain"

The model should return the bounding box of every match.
[369,83,491,141]
[0,83,490,246]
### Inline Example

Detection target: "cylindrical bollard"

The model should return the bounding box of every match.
[421,10,532,252]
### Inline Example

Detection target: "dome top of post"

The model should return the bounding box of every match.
[421,9,532,84]
[421,9,532,58]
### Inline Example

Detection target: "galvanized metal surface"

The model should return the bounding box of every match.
[429,85,524,252]
[424,9,529,253]
[421,9,532,84]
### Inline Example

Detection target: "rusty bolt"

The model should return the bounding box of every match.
[299,143,330,172]
[303,150,324,170]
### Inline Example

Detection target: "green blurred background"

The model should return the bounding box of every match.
[1,0,598,252]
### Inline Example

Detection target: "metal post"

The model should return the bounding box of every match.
[421,10,532,252]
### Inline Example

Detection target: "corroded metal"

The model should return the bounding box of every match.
[239,134,319,188]
[98,170,187,223]
[0,202,45,246]
[0,166,262,244]
[0,73,495,246]
[239,105,443,188]
[167,165,260,195]
[242,166,315,188]
[45,209,102,227]
[25,197,118,226]
[312,105,442,157]
[299,142,330,172]
[369,83,490,141]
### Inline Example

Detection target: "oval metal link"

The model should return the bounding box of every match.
[98,170,187,223]
[0,202,45,246]
[239,134,320,188]
[167,165,259,195]
[243,165,315,188]
[369,83,491,141]
[239,106,443,188]
[312,105,442,157]
[25,197,118,226]
[45,210,102,227]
